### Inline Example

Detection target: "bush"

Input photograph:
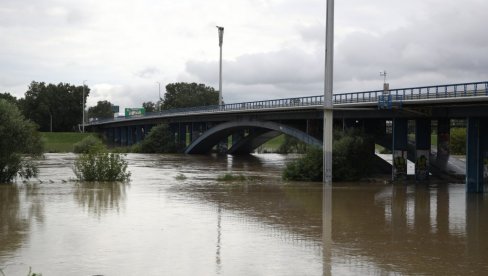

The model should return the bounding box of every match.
[283,147,323,181]
[277,135,307,154]
[140,124,177,153]
[450,127,466,155]
[73,135,105,153]
[0,99,43,183]
[73,151,131,182]
[283,130,375,182]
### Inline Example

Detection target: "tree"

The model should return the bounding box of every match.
[0,92,18,105]
[0,99,43,183]
[21,81,89,132]
[140,124,177,153]
[142,101,157,113]
[162,82,219,110]
[88,100,114,120]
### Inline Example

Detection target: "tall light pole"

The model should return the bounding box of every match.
[217,26,224,106]
[156,81,161,112]
[323,0,334,184]
[82,80,86,133]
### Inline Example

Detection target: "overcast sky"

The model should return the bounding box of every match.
[1,0,487,110]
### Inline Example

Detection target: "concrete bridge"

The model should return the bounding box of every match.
[88,81,488,192]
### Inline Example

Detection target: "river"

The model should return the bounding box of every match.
[0,153,487,275]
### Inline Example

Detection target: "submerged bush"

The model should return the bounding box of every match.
[140,124,177,153]
[73,135,105,153]
[0,99,43,183]
[283,130,375,181]
[73,152,131,182]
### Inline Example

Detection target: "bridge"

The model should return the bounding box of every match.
[88,81,488,192]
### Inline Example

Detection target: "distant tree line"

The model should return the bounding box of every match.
[1,81,218,132]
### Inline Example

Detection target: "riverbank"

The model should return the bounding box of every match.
[41,132,96,152]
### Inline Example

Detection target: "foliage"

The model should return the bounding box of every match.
[277,135,307,153]
[88,100,114,120]
[0,92,18,105]
[217,173,247,181]
[41,132,95,153]
[20,81,89,132]
[140,124,177,153]
[162,82,219,110]
[332,130,375,180]
[283,147,323,181]
[73,151,131,182]
[0,99,43,183]
[175,173,187,180]
[450,127,466,155]
[73,136,105,154]
[283,130,375,182]
[142,101,157,113]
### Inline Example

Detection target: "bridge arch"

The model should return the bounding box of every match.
[185,120,322,154]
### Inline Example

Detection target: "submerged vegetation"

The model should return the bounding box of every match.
[73,137,131,182]
[283,130,375,182]
[0,99,43,183]
[140,124,178,153]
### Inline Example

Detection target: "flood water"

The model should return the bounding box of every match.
[1,153,487,275]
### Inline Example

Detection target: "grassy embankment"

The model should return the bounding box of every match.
[41,132,97,153]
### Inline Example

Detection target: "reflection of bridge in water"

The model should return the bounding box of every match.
[175,177,488,275]
[89,81,488,192]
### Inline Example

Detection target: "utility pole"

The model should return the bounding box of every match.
[323,0,334,184]
[157,81,161,112]
[82,80,86,133]
[217,26,224,106]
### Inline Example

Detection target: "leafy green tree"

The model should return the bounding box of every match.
[21,81,89,132]
[0,92,18,105]
[142,101,157,113]
[140,124,177,153]
[283,130,375,182]
[88,100,114,120]
[0,99,43,183]
[162,82,219,110]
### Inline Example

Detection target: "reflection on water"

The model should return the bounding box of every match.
[0,154,487,275]
[74,181,128,216]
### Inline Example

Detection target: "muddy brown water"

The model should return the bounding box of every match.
[0,153,487,275]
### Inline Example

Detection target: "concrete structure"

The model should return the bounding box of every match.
[88,81,488,192]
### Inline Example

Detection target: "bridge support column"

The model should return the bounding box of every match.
[466,118,488,193]
[128,126,134,146]
[232,130,246,146]
[135,126,143,143]
[179,124,187,147]
[121,127,127,146]
[114,127,121,146]
[437,119,450,169]
[415,119,431,181]
[192,123,204,142]
[392,119,408,180]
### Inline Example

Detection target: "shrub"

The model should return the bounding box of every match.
[73,136,105,153]
[217,173,247,181]
[73,152,131,182]
[0,99,43,183]
[283,130,375,182]
[450,127,466,155]
[140,124,177,153]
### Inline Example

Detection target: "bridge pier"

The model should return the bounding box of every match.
[120,127,127,146]
[415,119,431,181]
[466,118,488,193]
[392,119,408,180]
[436,119,450,169]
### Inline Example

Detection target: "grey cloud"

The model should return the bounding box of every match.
[134,67,160,79]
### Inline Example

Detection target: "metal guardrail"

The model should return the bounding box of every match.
[89,81,488,125]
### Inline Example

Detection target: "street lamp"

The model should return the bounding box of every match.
[216,26,224,106]
[156,81,161,112]
[323,0,334,184]
[82,80,86,133]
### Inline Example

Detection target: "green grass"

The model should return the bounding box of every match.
[258,134,285,152]
[41,132,97,153]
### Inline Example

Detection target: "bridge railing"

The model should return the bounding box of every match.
[89,81,488,125]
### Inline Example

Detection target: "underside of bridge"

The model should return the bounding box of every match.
[184,120,322,154]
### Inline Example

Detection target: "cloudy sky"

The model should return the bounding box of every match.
[1,0,487,110]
